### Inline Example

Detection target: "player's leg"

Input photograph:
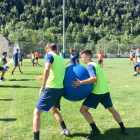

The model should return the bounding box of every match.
[33,108,42,140]
[80,93,102,139]
[101,59,103,68]
[0,67,6,81]
[129,58,131,64]
[32,59,35,67]
[11,65,17,75]
[133,62,139,76]
[17,64,23,74]
[100,92,127,135]
[51,88,70,136]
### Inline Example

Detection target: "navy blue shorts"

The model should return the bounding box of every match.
[0,67,4,71]
[83,92,113,109]
[36,88,64,113]
[14,61,19,66]
[32,59,35,63]
[134,62,140,67]
[19,59,22,62]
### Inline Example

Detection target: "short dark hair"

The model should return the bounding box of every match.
[16,49,19,51]
[45,43,57,51]
[3,52,7,55]
[80,50,92,57]
[70,49,74,52]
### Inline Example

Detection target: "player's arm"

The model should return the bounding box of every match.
[71,65,97,88]
[2,58,7,65]
[66,60,70,65]
[39,62,51,96]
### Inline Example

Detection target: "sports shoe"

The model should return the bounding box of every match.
[11,72,14,75]
[20,71,23,74]
[86,129,100,139]
[133,74,137,76]
[120,129,128,135]
[61,128,70,136]
[0,79,5,82]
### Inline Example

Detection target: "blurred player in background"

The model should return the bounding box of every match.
[74,50,80,65]
[129,50,135,65]
[97,51,103,68]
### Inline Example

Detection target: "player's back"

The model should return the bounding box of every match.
[46,54,66,88]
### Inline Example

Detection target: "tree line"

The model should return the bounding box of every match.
[1,0,140,45]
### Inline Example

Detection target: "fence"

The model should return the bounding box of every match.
[1,41,140,58]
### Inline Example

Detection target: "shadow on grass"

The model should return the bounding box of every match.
[0,118,17,121]
[0,85,40,88]
[0,99,14,101]
[24,73,43,75]
[9,79,35,81]
[105,67,117,68]
[70,128,140,139]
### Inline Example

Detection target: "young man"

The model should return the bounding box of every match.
[35,51,39,63]
[66,49,77,65]
[74,50,80,65]
[97,51,103,68]
[133,48,140,76]
[59,50,63,57]
[19,51,24,66]
[33,43,70,140]
[129,50,135,65]
[71,50,127,139]
[11,49,23,75]
[0,52,8,81]
[31,51,35,67]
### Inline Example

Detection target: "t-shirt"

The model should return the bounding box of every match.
[130,52,133,58]
[70,54,76,65]
[45,54,54,64]
[35,52,39,58]
[98,53,103,60]
[87,61,110,94]
[136,52,140,62]
[0,57,6,67]
[13,52,19,62]
[44,53,66,88]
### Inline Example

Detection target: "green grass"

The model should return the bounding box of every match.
[0,58,140,140]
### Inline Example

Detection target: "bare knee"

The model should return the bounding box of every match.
[50,107,57,115]
[80,105,89,114]
[33,108,42,117]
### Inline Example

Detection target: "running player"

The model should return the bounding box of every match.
[0,52,8,81]
[35,51,39,63]
[97,51,103,68]
[19,51,24,66]
[129,50,135,65]
[11,49,23,75]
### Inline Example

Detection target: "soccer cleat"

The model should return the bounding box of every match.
[133,74,137,76]
[86,129,100,139]
[0,79,5,82]
[120,129,128,135]
[20,71,23,74]
[61,128,70,136]
[11,72,14,75]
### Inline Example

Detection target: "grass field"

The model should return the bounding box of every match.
[0,58,140,140]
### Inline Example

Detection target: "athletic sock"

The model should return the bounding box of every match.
[60,121,66,130]
[90,122,98,131]
[119,122,125,131]
[34,131,39,140]
[1,77,3,80]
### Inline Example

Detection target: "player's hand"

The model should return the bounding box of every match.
[36,76,43,83]
[71,78,81,88]
[39,86,45,97]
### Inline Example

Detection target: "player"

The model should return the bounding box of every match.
[129,50,135,65]
[35,51,39,63]
[0,52,8,81]
[97,51,103,68]
[31,51,35,67]
[71,50,127,139]
[33,43,70,140]
[74,50,80,65]
[19,51,24,66]
[59,50,63,57]
[66,49,77,65]
[133,48,140,76]
[11,49,23,75]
